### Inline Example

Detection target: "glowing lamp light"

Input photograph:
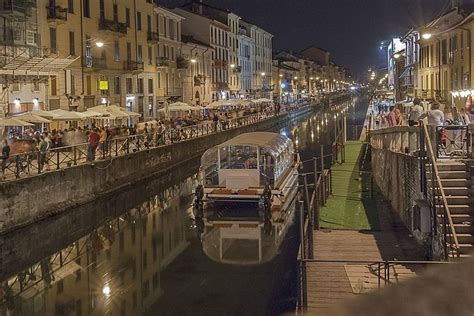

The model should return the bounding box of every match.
[393,53,401,59]
[102,285,111,296]
[261,72,266,76]
[14,98,21,108]
[230,63,236,68]
[294,76,298,80]
[190,58,197,63]
[32,97,39,107]
[279,74,283,77]
[95,41,104,48]
[422,33,432,40]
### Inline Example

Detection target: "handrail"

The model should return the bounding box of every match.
[422,123,460,258]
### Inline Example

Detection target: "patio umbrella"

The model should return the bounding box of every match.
[108,105,141,118]
[14,112,52,123]
[31,109,57,119]
[49,109,88,121]
[81,110,106,118]
[0,117,34,127]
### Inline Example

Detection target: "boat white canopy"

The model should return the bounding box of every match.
[218,132,292,157]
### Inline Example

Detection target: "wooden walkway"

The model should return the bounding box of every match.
[304,138,424,312]
[305,205,424,313]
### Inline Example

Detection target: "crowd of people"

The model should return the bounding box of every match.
[372,97,472,129]
[0,103,283,179]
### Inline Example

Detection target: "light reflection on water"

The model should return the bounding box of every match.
[0,98,367,315]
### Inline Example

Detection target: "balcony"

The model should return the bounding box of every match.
[0,0,35,17]
[213,59,228,68]
[232,66,242,73]
[84,57,107,71]
[99,18,127,36]
[156,57,169,68]
[176,57,189,69]
[123,61,144,73]
[147,31,159,43]
[194,74,206,86]
[47,6,67,24]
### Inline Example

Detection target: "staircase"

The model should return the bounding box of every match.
[434,162,473,258]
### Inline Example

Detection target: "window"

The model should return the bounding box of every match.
[169,19,175,40]
[68,0,74,13]
[137,45,143,63]
[137,78,144,94]
[147,15,151,32]
[114,77,121,94]
[99,0,105,20]
[157,72,161,89]
[86,75,91,95]
[114,40,120,61]
[148,46,152,65]
[71,74,75,95]
[126,42,131,62]
[148,78,153,93]
[126,78,133,94]
[137,12,142,31]
[50,28,57,52]
[113,4,118,22]
[125,8,130,28]
[69,31,75,55]
[83,0,90,18]
[51,76,57,96]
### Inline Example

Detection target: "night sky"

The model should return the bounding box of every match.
[162,0,449,77]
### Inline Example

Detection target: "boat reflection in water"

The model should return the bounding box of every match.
[0,178,195,316]
[195,132,299,265]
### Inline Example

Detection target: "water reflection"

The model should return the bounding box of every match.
[1,177,196,316]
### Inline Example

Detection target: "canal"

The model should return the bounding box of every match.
[0,95,369,316]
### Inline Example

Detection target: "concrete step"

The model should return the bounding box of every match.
[437,205,473,215]
[453,223,474,234]
[441,187,470,196]
[435,163,467,172]
[448,233,474,244]
[449,214,474,224]
[429,179,470,187]
[450,243,473,256]
[436,171,469,179]
[444,196,471,205]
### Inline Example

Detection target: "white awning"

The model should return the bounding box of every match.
[0,54,79,76]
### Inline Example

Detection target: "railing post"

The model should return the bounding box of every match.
[320,145,326,206]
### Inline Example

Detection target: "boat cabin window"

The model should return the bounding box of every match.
[220,146,258,170]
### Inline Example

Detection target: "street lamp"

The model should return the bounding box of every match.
[294,76,298,80]
[393,53,401,59]
[422,33,432,40]
[95,41,104,48]
[279,74,283,77]
[261,72,266,76]
[230,63,236,68]
[190,58,197,63]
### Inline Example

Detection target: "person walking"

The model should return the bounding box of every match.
[408,98,424,126]
[1,139,10,180]
[99,127,108,158]
[387,106,398,127]
[37,134,50,173]
[87,128,100,162]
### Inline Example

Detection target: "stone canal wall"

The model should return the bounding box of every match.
[0,106,315,233]
[371,147,423,227]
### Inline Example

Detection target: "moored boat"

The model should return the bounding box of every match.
[194,132,299,265]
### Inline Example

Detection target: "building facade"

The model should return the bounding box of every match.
[174,7,230,101]
[180,36,212,106]
[238,23,253,96]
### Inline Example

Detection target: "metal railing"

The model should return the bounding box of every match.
[0,107,311,182]
[420,123,460,260]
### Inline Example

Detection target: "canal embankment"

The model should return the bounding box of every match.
[0,104,320,234]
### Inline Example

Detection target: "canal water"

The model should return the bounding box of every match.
[0,95,369,316]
